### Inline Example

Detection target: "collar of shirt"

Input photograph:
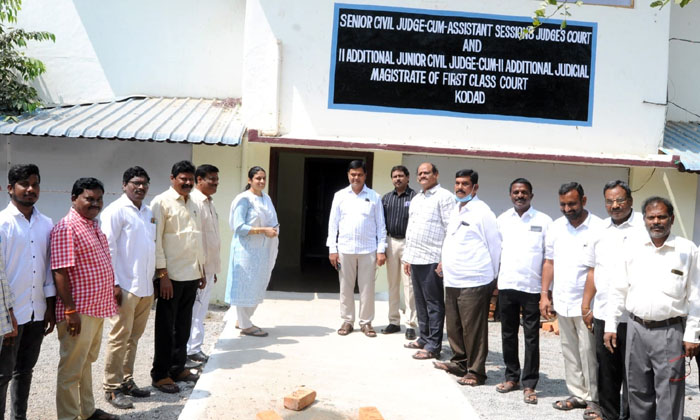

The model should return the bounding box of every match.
[392,186,414,197]
[343,184,369,197]
[643,233,677,250]
[419,183,442,197]
[604,211,641,230]
[4,202,43,224]
[514,206,537,221]
[190,188,212,204]
[566,211,593,232]
[115,193,150,214]
[67,207,99,228]
[165,186,189,202]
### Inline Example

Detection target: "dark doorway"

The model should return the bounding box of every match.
[267,148,373,292]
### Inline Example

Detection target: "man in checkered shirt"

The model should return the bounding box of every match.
[402,162,455,360]
[51,178,119,420]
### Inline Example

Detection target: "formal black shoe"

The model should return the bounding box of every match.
[381,324,401,334]
[104,390,133,409]
[188,351,209,363]
[405,328,416,340]
[121,379,150,398]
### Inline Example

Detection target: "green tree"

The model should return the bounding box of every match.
[0,0,54,118]
[533,0,695,30]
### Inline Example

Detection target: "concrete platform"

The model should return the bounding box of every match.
[180,292,478,420]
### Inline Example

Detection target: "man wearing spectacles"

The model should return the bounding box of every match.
[581,180,645,420]
[604,196,700,420]
[100,166,156,409]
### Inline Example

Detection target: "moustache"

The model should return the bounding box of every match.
[455,189,466,194]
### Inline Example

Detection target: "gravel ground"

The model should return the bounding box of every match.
[3,304,226,420]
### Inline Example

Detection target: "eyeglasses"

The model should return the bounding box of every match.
[669,354,692,383]
[605,198,628,206]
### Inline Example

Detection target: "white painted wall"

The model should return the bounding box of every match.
[17,0,246,104]
[667,4,700,122]
[244,0,670,157]
[0,136,191,223]
[402,155,628,220]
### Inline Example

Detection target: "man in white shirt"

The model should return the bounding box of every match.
[604,197,700,420]
[327,160,386,338]
[187,164,221,364]
[101,166,156,409]
[581,181,644,420]
[541,182,603,412]
[402,162,455,359]
[494,178,551,404]
[0,164,52,419]
[433,170,500,385]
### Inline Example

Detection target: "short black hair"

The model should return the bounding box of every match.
[642,196,674,218]
[195,164,219,182]
[390,165,409,177]
[8,164,40,186]
[347,160,366,173]
[171,160,195,177]
[122,166,150,185]
[559,182,584,198]
[509,178,532,194]
[71,177,104,197]
[603,180,632,199]
[418,163,438,175]
[455,169,478,184]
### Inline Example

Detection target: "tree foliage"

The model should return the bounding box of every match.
[0,0,54,118]
[532,0,695,31]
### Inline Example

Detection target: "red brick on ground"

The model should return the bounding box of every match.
[359,406,384,420]
[283,387,317,411]
[256,410,283,420]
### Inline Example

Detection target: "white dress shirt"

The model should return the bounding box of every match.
[100,194,156,297]
[0,203,55,324]
[497,206,552,294]
[545,212,604,317]
[327,185,387,254]
[403,184,455,265]
[442,196,501,288]
[583,212,645,321]
[191,188,221,275]
[605,233,700,343]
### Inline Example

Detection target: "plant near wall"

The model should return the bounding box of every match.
[531,0,695,30]
[0,0,54,119]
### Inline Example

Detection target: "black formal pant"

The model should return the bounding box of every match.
[594,318,629,420]
[151,279,199,382]
[499,289,540,389]
[446,281,495,381]
[0,320,45,419]
[410,263,444,354]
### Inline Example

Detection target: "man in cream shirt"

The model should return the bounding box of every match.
[150,160,206,394]
[604,197,700,420]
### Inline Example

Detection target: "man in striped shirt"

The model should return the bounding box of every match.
[380,165,417,340]
[327,160,387,338]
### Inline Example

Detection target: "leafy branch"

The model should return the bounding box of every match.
[0,0,55,118]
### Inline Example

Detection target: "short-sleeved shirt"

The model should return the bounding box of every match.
[403,184,455,265]
[382,187,415,239]
[51,208,117,322]
[497,207,552,294]
[545,212,604,316]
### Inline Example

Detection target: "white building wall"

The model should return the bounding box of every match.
[17,0,246,104]
[244,0,670,158]
[667,4,700,122]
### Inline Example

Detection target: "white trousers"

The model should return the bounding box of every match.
[385,236,417,328]
[338,253,376,326]
[187,272,215,355]
[236,305,258,330]
[559,314,599,401]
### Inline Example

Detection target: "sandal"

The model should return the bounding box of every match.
[412,350,440,360]
[337,322,353,336]
[152,377,180,394]
[361,323,377,337]
[403,341,424,349]
[523,388,538,405]
[457,373,484,387]
[552,396,587,411]
[240,327,268,337]
[495,380,520,393]
[583,403,603,420]
[432,361,465,376]
[86,409,118,420]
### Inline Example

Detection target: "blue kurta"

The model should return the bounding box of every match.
[225,190,279,306]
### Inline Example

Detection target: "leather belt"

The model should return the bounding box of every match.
[632,315,684,329]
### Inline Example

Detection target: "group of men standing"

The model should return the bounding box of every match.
[327,160,699,420]
[0,161,222,420]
